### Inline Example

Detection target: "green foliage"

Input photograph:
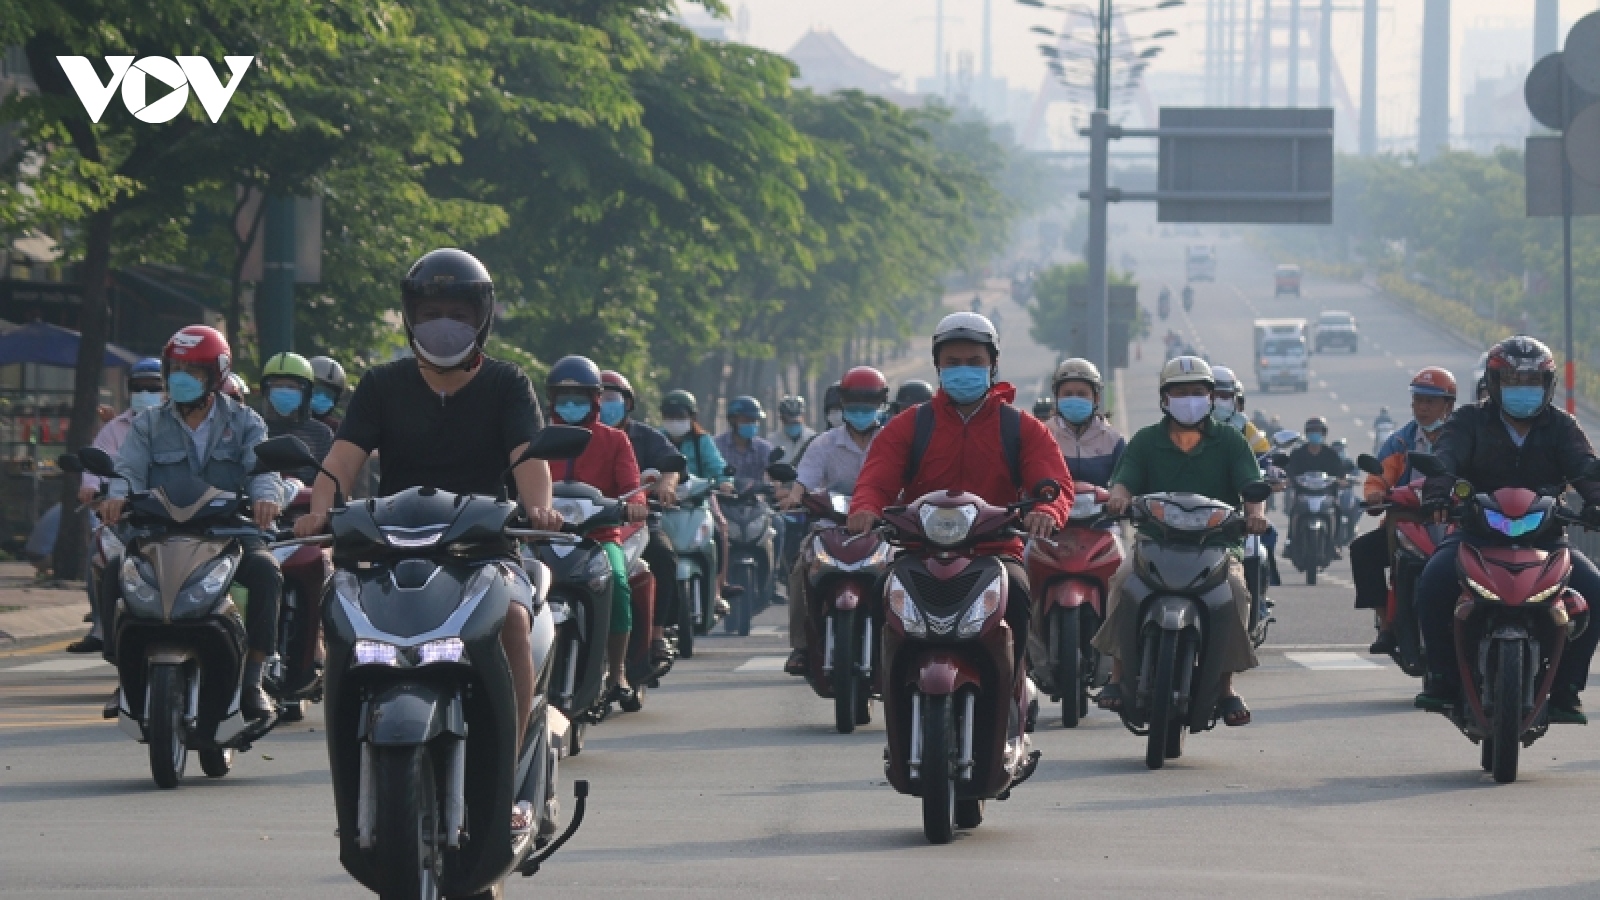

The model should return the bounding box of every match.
[1026,261,1136,358]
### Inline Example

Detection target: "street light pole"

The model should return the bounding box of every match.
[1087,0,1114,372]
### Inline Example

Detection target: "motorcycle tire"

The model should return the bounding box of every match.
[920,693,956,844]
[569,721,587,757]
[198,746,233,778]
[731,570,753,637]
[955,797,984,828]
[1306,564,1316,586]
[833,609,858,735]
[677,578,697,658]
[1491,640,1523,784]
[1480,737,1494,772]
[1146,630,1184,771]
[147,663,188,790]
[374,743,443,900]
[1054,609,1082,729]
[1393,565,1425,677]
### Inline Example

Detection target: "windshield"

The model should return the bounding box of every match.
[1319,314,1352,326]
[1262,339,1306,357]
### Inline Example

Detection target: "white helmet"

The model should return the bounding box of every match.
[932,311,999,366]
[1159,356,1214,391]
[1210,365,1239,395]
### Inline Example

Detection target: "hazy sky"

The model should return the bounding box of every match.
[706,0,1600,147]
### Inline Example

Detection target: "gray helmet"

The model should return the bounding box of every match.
[1210,365,1239,395]
[778,395,806,420]
[932,311,999,367]
[1052,358,1102,394]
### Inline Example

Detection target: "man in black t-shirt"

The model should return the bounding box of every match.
[295,250,563,835]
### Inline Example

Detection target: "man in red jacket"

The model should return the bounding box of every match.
[546,356,649,710]
[849,312,1074,669]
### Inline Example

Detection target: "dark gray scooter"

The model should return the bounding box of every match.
[1115,484,1272,770]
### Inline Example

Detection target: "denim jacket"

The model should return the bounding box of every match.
[110,395,285,503]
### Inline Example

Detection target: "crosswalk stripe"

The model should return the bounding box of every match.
[734,656,788,673]
[4,658,111,674]
[1285,652,1383,671]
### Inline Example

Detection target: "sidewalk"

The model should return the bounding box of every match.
[0,562,88,649]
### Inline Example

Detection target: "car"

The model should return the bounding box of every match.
[1313,310,1359,353]
[1275,264,1302,297]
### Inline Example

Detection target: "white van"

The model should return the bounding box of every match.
[1253,318,1310,393]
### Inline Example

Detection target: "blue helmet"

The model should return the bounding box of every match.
[546,355,602,394]
[727,395,765,421]
[129,357,163,383]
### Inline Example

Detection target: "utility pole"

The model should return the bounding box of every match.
[1206,0,1218,105]
[1317,0,1332,108]
[1418,0,1450,161]
[1086,0,1114,373]
[1259,0,1273,105]
[1287,0,1300,107]
[258,194,297,357]
[936,0,946,98]
[1534,0,1559,60]
[1242,0,1255,106]
[1225,0,1237,105]
[1360,0,1377,154]
[982,0,993,113]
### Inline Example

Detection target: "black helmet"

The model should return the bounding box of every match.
[823,383,843,413]
[1304,416,1328,434]
[661,389,697,416]
[546,355,602,394]
[401,248,495,370]
[1484,334,1557,416]
[894,379,935,409]
[777,395,806,420]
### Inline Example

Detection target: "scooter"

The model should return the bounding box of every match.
[61,448,281,789]
[268,484,331,722]
[1287,470,1342,585]
[878,483,1057,844]
[1409,453,1595,783]
[1114,483,1273,770]
[721,477,779,637]
[1024,484,1121,728]
[263,429,593,899]
[659,473,720,657]
[1356,454,1451,677]
[1157,290,1171,321]
[1181,284,1194,312]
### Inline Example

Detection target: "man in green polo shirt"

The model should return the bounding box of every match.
[1092,356,1268,726]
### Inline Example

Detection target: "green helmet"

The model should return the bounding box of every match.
[661,389,698,416]
[262,352,315,385]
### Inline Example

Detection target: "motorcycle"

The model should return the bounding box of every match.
[721,474,780,637]
[878,482,1056,844]
[1182,284,1194,312]
[1157,289,1171,321]
[1114,483,1273,770]
[1408,452,1597,783]
[1357,454,1452,677]
[774,465,894,735]
[61,447,283,789]
[268,484,331,722]
[1024,484,1121,728]
[659,472,720,658]
[1287,470,1342,585]
[258,430,593,899]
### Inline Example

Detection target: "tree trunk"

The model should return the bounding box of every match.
[52,207,117,582]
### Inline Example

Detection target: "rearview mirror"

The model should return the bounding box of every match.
[659,452,688,476]
[252,436,318,475]
[768,446,785,464]
[1408,452,1446,478]
[517,425,592,463]
[1273,429,1301,447]
[78,447,118,478]
[57,453,84,475]
[1356,453,1384,477]
[767,462,798,483]
[1580,457,1600,481]
[1240,481,1273,504]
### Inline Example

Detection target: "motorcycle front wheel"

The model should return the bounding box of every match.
[374,743,443,900]
[677,577,698,657]
[832,609,858,734]
[1491,640,1524,784]
[920,694,956,844]
[147,663,189,789]
[1146,630,1188,770]
[1053,608,1082,728]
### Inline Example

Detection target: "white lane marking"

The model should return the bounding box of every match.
[5,658,111,674]
[1328,392,1338,400]
[1394,360,1405,368]
[1286,652,1383,671]
[1353,417,1364,427]
[1340,404,1351,413]
[734,656,789,672]
[748,625,785,636]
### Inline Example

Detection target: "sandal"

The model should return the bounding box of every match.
[511,801,534,839]
[1219,694,1251,726]
[1096,682,1124,712]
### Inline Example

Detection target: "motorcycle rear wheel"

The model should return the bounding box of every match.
[832,609,858,734]
[374,743,442,900]
[920,694,956,844]
[1491,640,1523,784]
[1054,609,1082,728]
[147,663,188,790]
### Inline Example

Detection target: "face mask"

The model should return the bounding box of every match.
[310,390,336,416]
[1165,395,1211,426]
[662,418,691,439]
[411,317,478,368]
[1500,386,1545,419]
[842,406,881,432]
[1212,397,1237,418]
[736,423,759,440]
[1419,418,1446,433]
[940,366,991,405]
[268,387,304,417]
[167,372,206,404]
[130,391,163,412]
[1307,432,1325,445]
[554,400,592,424]
[598,400,627,427]
[783,422,804,440]
[826,411,844,429]
[1057,396,1095,424]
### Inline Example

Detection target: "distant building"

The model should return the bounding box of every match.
[786,29,916,105]
[1463,70,1528,153]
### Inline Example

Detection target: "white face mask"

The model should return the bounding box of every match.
[662,418,691,439]
[1166,395,1212,426]
[1213,396,1237,417]
[826,411,844,429]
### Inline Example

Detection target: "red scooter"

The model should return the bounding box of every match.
[1410,453,1594,783]
[268,485,331,721]
[1357,455,1452,677]
[878,483,1055,844]
[1025,484,1122,727]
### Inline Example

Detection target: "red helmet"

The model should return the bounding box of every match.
[839,366,889,405]
[162,325,232,391]
[600,370,634,408]
[1408,366,1457,399]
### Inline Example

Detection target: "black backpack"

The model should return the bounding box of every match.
[902,401,1023,493]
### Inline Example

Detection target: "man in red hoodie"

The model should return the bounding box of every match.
[545,356,649,709]
[848,312,1074,667]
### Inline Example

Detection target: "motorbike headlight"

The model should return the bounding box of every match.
[863,540,894,570]
[172,556,238,618]
[418,637,466,665]
[120,556,158,611]
[919,504,978,547]
[353,639,400,667]
[584,552,613,594]
[810,538,838,570]
[886,574,926,637]
[1465,577,1501,602]
[956,574,1004,637]
[1526,583,1562,604]
[198,556,236,597]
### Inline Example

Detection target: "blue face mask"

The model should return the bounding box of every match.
[736,422,759,440]
[130,391,163,412]
[554,400,592,424]
[310,390,336,416]
[783,422,803,440]
[268,387,304,417]
[1057,396,1095,424]
[598,399,627,427]
[940,366,991,405]
[1500,386,1546,419]
[1307,432,1325,445]
[842,406,881,432]
[167,372,205,404]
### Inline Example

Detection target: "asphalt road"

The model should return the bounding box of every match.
[5,234,1600,899]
